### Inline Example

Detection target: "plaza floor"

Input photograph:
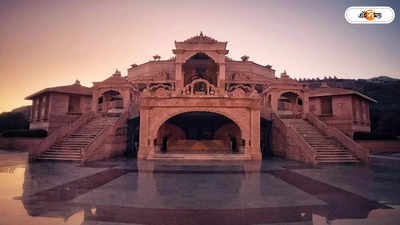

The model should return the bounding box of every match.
[0,150,400,225]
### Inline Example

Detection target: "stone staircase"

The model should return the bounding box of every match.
[37,116,119,161]
[282,119,360,164]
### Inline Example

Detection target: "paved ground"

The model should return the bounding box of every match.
[0,150,400,225]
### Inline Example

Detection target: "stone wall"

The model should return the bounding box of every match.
[127,61,176,81]
[0,138,43,151]
[357,140,400,154]
[226,61,275,80]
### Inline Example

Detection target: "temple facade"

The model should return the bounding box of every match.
[26,33,376,164]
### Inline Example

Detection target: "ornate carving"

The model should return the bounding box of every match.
[183,78,217,96]
[249,89,260,98]
[230,88,246,98]
[229,72,251,81]
[183,32,218,44]
[153,87,170,97]
[152,71,170,81]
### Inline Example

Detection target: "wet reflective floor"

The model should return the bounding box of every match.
[1,150,400,225]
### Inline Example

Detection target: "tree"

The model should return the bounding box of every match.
[0,112,29,133]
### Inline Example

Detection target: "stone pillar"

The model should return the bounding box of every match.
[271,93,279,113]
[218,62,226,89]
[250,109,262,160]
[303,92,310,118]
[175,63,183,91]
[138,108,151,159]
[38,97,42,121]
[31,99,36,121]
[91,91,98,112]
[122,89,131,111]
[44,95,49,120]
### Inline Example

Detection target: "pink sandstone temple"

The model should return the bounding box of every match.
[25,33,376,164]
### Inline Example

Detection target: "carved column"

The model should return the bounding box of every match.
[302,92,310,118]
[138,108,151,159]
[122,89,131,111]
[91,90,98,112]
[44,95,49,120]
[31,99,36,121]
[175,63,183,91]
[218,62,226,88]
[271,93,280,112]
[250,109,262,160]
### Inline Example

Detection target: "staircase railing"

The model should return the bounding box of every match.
[81,111,129,163]
[272,112,317,165]
[29,112,96,160]
[305,113,369,164]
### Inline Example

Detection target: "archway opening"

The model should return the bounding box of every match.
[99,90,124,113]
[183,53,219,87]
[156,111,242,154]
[278,92,303,118]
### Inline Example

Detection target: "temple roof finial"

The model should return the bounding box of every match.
[74,79,81,85]
[113,69,121,76]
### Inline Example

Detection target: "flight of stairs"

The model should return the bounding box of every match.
[282,119,360,164]
[37,116,119,161]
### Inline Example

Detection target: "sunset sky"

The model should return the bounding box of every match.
[0,0,399,112]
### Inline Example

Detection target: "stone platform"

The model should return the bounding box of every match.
[167,139,232,153]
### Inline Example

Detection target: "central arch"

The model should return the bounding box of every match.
[183,53,219,87]
[155,111,243,154]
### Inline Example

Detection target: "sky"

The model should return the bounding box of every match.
[0,0,399,112]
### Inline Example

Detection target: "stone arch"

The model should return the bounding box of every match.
[277,91,304,116]
[182,52,219,87]
[276,90,304,100]
[99,88,123,96]
[182,51,220,64]
[97,89,124,113]
[150,108,249,142]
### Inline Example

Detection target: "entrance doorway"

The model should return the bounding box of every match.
[156,112,242,154]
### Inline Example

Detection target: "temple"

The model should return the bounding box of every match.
[26,33,376,164]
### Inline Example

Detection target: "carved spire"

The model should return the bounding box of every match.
[153,55,161,61]
[113,69,121,76]
[183,32,218,44]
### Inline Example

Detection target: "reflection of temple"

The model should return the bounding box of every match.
[26,33,376,164]
[19,161,386,225]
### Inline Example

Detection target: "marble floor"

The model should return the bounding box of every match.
[0,150,400,225]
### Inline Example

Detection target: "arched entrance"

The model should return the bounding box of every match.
[155,111,242,154]
[278,91,303,118]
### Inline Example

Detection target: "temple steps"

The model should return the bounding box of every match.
[37,116,119,161]
[282,119,360,164]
